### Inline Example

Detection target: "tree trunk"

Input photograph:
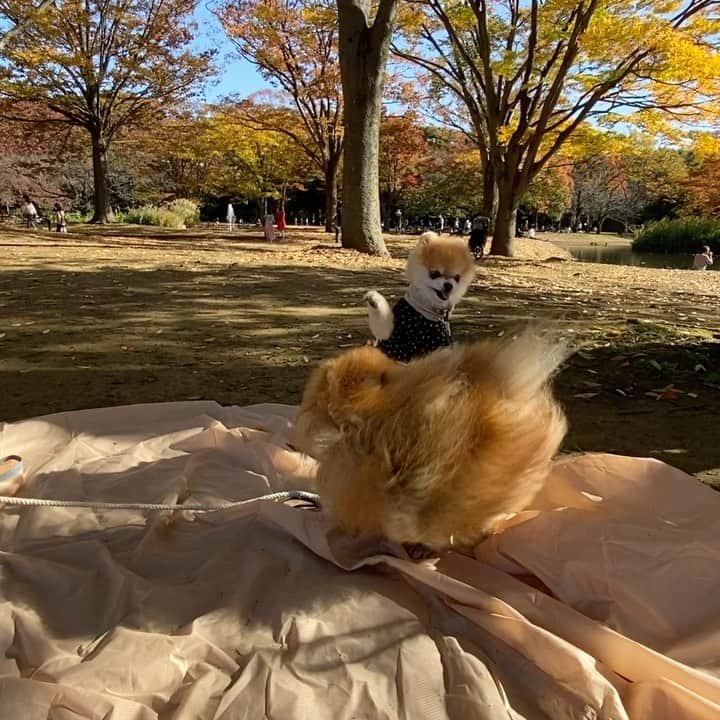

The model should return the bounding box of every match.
[337,0,398,256]
[339,75,386,254]
[89,127,111,223]
[323,158,339,233]
[490,184,519,256]
[481,162,497,222]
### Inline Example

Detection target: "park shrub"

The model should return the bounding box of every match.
[123,205,185,228]
[63,211,93,223]
[167,198,200,226]
[122,199,199,229]
[633,217,720,253]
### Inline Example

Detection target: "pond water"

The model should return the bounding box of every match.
[554,239,718,271]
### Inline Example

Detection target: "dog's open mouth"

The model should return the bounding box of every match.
[433,288,451,301]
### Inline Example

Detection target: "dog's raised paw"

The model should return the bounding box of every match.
[363,290,381,309]
[364,290,394,342]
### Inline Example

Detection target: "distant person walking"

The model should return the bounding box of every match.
[334,202,342,244]
[21,194,37,228]
[692,245,714,270]
[438,213,445,232]
[226,202,235,231]
[469,216,490,259]
[53,203,67,233]
[394,208,402,232]
[274,207,286,240]
[263,210,276,243]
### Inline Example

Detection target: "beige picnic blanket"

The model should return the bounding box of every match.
[0,401,718,719]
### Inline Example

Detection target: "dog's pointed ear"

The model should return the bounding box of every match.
[302,358,332,399]
[324,347,395,421]
[417,231,437,246]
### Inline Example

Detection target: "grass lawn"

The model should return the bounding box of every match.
[1,223,719,486]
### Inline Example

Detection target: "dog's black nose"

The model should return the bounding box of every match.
[443,281,453,293]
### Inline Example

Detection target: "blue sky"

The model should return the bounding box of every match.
[192,4,271,101]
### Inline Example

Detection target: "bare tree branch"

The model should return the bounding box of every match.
[0,0,55,51]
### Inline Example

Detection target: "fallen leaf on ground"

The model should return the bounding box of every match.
[573,392,600,399]
[651,385,684,400]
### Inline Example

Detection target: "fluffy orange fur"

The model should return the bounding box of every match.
[293,334,568,551]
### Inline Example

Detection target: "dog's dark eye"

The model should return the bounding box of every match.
[453,275,460,282]
[429,270,441,280]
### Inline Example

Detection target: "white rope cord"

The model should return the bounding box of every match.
[0,489,321,513]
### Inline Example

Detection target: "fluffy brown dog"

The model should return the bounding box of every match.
[293,334,567,552]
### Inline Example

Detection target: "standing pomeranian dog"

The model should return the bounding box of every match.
[364,232,475,362]
[293,333,567,553]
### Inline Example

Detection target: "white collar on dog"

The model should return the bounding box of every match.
[405,285,450,323]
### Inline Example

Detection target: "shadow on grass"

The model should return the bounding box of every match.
[558,340,719,475]
[0,262,719,477]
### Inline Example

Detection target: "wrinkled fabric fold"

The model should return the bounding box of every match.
[0,402,717,719]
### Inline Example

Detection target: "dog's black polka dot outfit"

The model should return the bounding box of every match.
[378,298,451,362]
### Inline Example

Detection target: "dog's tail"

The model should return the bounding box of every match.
[363,290,394,342]
[479,330,568,398]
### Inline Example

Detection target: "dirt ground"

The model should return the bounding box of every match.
[1,224,719,486]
